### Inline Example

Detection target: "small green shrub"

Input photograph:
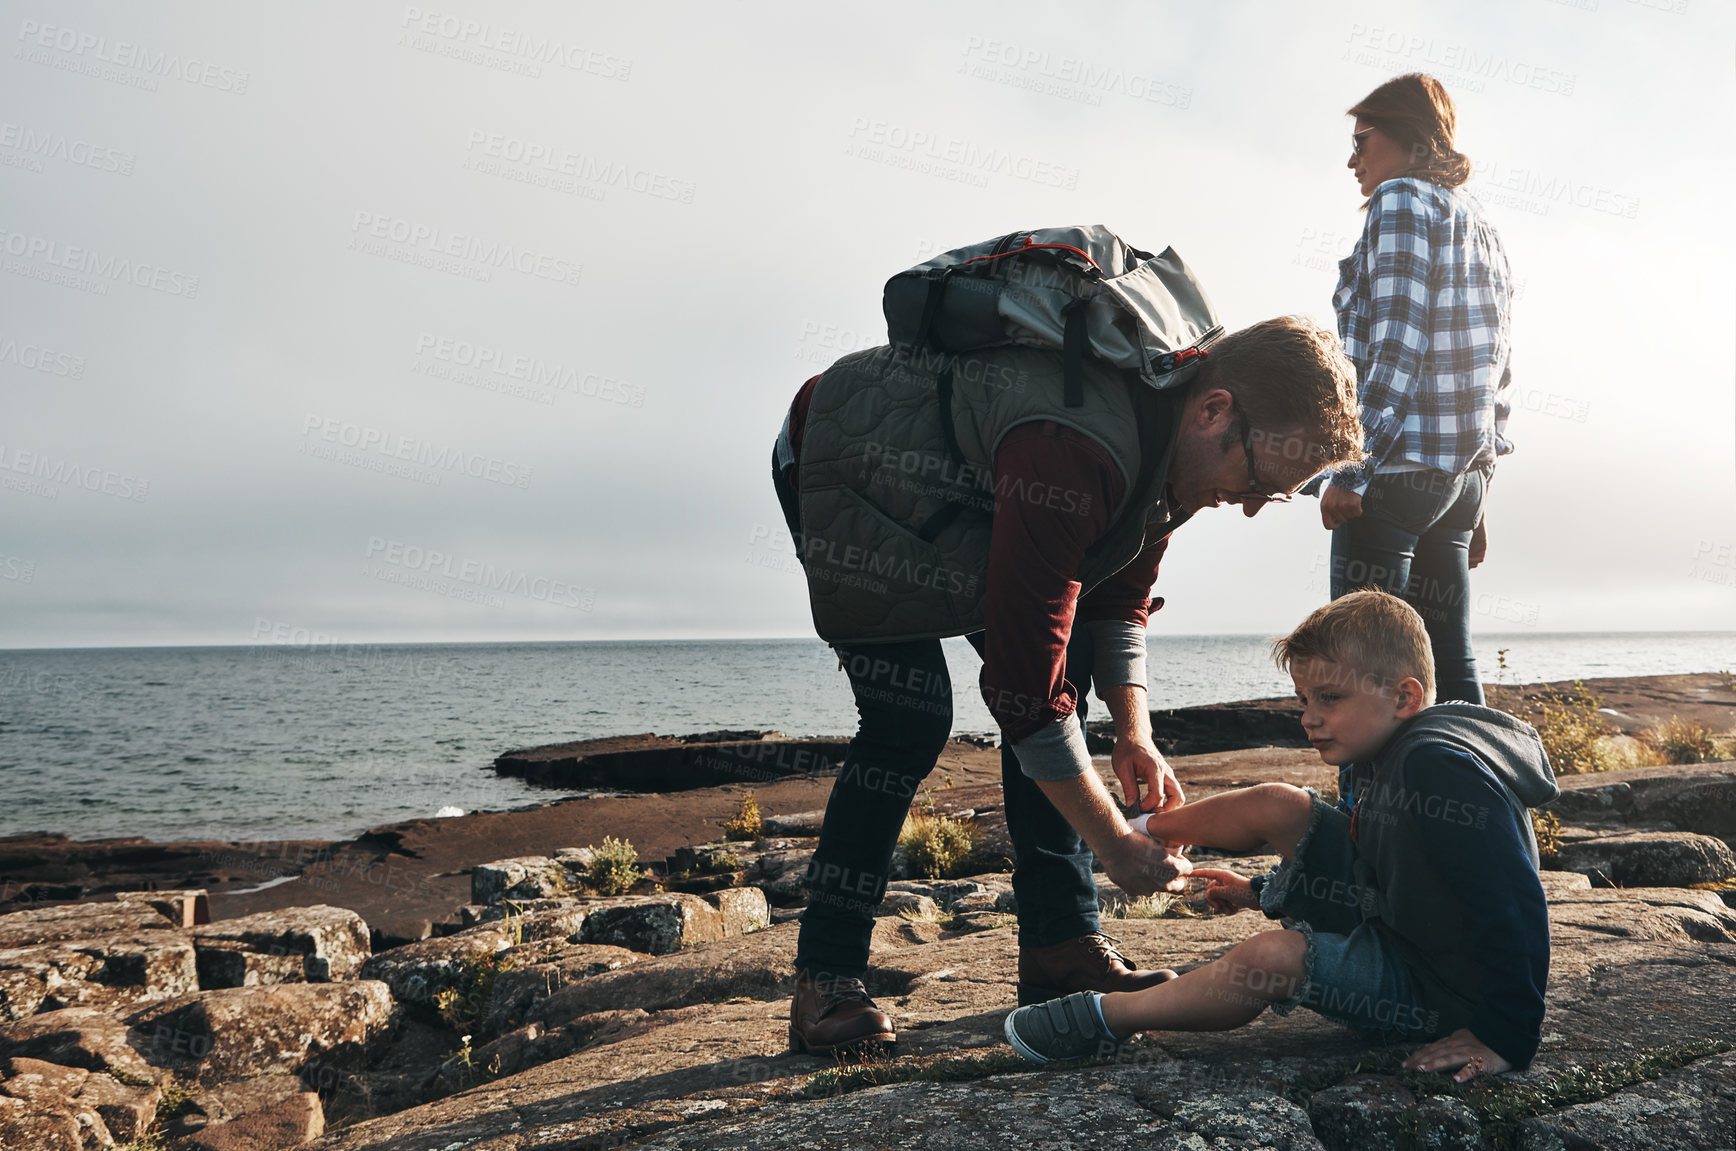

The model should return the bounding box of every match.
[1649,716,1725,765]
[722,791,763,841]
[1532,810,1562,863]
[587,835,641,896]
[432,948,516,1032]
[898,812,978,879]
[1530,682,1622,775]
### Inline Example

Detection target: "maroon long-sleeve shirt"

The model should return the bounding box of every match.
[785,375,1173,744]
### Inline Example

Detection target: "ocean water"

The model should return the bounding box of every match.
[1,633,1730,844]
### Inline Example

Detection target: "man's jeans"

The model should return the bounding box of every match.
[773,446,1101,977]
[1329,467,1488,705]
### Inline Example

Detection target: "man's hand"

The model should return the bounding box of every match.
[1402,1029,1511,1082]
[1469,515,1488,569]
[1099,831,1192,898]
[1190,867,1258,914]
[1111,736,1185,814]
[1320,485,1363,531]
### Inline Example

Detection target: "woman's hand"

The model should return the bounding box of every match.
[1190,867,1258,914]
[1402,1029,1511,1082]
[1320,486,1364,531]
[1469,515,1488,569]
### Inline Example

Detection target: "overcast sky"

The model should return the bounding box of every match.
[2,0,1733,649]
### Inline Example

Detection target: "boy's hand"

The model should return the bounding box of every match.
[1190,867,1258,914]
[1111,736,1185,813]
[1403,1030,1511,1082]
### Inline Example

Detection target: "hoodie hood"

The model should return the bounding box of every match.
[1383,702,1559,807]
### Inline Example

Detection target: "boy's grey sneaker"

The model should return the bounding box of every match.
[1003,991,1122,1063]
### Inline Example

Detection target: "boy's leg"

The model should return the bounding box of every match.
[1100,928,1308,1034]
[1006,928,1308,1061]
[1143,783,1315,858]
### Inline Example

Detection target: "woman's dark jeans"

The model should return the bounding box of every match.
[773,447,1101,977]
[1329,467,1488,705]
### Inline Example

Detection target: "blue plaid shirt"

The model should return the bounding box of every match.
[1330,178,1515,491]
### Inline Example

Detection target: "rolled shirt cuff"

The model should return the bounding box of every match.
[1328,466,1371,495]
[1011,713,1092,782]
[1085,619,1146,693]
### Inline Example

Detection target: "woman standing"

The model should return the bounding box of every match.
[1320,73,1514,705]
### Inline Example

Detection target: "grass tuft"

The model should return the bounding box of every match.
[722,791,764,841]
[803,1049,1033,1098]
[1494,680,1622,775]
[898,810,979,880]
[1646,716,1730,765]
[586,835,641,896]
[1532,810,1562,864]
[431,947,516,1032]
[1106,892,1201,920]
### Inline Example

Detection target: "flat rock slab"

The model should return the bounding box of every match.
[1554,831,1736,888]
[1,930,200,1021]
[638,1074,1328,1151]
[192,904,372,982]
[359,931,512,1006]
[126,981,396,1085]
[578,890,770,956]
[0,1057,160,1143]
[0,1006,157,1080]
[1515,1050,1736,1150]
[182,1089,325,1150]
[493,733,851,792]
[0,1091,112,1150]
[0,900,176,948]
[481,944,641,1039]
[471,857,576,905]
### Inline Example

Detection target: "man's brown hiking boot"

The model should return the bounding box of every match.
[788,971,895,1055]
[1016,932,1179,1006]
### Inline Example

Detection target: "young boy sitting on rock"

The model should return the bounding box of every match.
[1004,590,1557,1079]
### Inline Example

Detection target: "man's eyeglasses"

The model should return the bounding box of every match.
[1351,127,1377,157]
[1237,415,1294,506]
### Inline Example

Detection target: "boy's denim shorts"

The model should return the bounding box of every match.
[1259,792,1437,1039]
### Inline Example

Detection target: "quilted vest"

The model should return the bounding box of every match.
[796,342,1181,643]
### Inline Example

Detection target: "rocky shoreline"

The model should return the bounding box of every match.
[3,672,1733,1148]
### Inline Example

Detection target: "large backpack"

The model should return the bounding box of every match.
[882,225,1224,408]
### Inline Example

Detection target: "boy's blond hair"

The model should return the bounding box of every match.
[1273,590,1436,705]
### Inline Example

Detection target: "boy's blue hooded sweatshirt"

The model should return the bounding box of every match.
[1340,703,1556,1068]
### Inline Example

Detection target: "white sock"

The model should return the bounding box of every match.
[1087,992,1114,1037]
[1126,813,1166,851]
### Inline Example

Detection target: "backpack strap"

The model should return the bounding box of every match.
[1081,381,1184,571]
[1061,300,1088,408]
[916,267,956,349]
[913,362,972,544]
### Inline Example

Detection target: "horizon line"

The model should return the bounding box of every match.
[3,628,1735,655]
